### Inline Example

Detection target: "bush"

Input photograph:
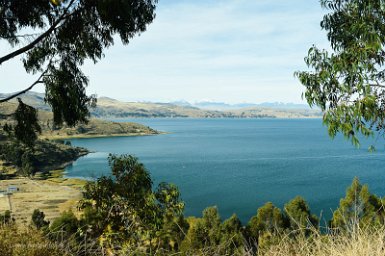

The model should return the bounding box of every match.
[31,209,49,230]
[49,211,79,241]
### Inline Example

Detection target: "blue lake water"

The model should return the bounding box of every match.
[65,118,385,224]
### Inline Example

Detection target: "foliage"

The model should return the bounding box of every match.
[331,177,385,230]
[79,154,187,254]
[248,202,287,237]
[49,211,79,239]
[284,196,319,231]
[1,176,385,255]
[219,214,245,255]
[181,207,246,255]
[154,182,188,252]
[295,0,385,147]
[31,209,50,230]
[248,202,288,252]
[0,139,87,176]
[0,210,12,225]
[0,0,158,144]
[190,206,222,248]
[14,99,41,147]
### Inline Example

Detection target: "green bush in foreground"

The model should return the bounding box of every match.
[2,155,385,256]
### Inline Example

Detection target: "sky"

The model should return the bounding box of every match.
[0,0,330,104]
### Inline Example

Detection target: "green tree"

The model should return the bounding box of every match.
[31,209,49,230]
[295,0,385,147]
[49,210,79,241]
[247,202,287,253]
[331,177,385,230]
[13,99,41,147]
[219,214,245,255]
[181,206,222,252]
[248,202,287,238]
[0,0,157,144]
[0,210,12,225]
[155,182,188,252]
[202,206,222,245]
[20,150,35,177]
[284,196,318,231]
[79,154,187,254]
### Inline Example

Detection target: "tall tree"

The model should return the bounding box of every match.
[331,177,385,230]
[248,202,287,238]
[79,154,187,253]
[247,202,288,253]
[284,196,319,231]
[296,0,385,147]
[0,0,157,144]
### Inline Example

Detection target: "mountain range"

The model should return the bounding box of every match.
[170,100,312,111]
[0,92,322,119]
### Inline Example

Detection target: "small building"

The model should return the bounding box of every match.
[7,186,18,193]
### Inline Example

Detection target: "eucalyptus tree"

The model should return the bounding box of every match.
[0,0,157,145]
[79,154,187,253]
[296,0,385,147]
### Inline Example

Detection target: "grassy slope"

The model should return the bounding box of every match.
[93,97,227,118]
[0,102,160,139]
[0,176,84,223]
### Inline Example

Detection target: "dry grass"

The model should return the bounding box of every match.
[179,226,385,256]
[0,177,84,224]
[262,225,385,256]
[0,225,67,256]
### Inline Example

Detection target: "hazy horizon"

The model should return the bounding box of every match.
[0,0,329,104]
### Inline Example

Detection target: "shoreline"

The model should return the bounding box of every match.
[40,132,169,178]
[108,116,323,120]
[41,150,90,173]
[40,131,167,140]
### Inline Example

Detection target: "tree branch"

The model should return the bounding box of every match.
[369,82,385,88]
[2,33,41,39]
[0,69,48,103]
[0,0,77,66]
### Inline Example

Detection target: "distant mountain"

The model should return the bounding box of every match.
[169,100,192,107]
[0,95,159,139]
[257,102,312,109]
[170,100,313,111]
[0,92,322,119]
[92,97,321,118]
[93,97,227,118]
[0,91,51,111]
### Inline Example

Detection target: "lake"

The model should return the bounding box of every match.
[65,118,385,224]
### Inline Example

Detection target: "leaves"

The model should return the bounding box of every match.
[79,154,187,253]
[1,0,157,143]
[296,0,385,147]
[331,177,385,229]
[14,99,41,147]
